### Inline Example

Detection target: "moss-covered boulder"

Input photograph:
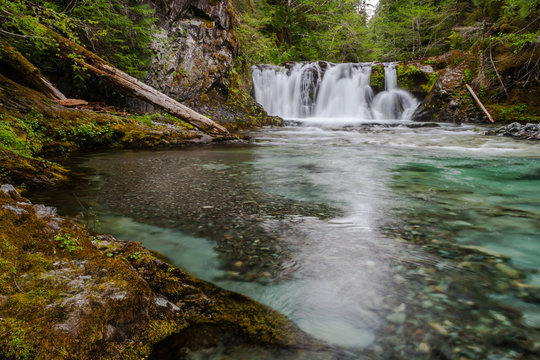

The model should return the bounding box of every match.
[0,185,326,360]
[405,51,488,123]
[369,64,385,93]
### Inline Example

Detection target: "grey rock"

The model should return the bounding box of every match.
[1,204,27,215]
[0,184,17,196]
[386,312,406,325]
[34,204,58,218]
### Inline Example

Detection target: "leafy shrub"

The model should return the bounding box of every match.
[54,233,82,253]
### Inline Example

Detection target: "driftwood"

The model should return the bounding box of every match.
[0,38,66,101]
[466,83,495,123]
[39,25,229,136]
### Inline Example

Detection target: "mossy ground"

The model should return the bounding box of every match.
[0,186,313,360]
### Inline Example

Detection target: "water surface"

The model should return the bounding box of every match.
[31,121,540,359]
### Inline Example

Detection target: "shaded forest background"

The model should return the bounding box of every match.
[0,0,539,124]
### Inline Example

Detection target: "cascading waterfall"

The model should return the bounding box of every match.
[252,62,419,121]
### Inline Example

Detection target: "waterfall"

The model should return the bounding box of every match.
[252,62,419,121]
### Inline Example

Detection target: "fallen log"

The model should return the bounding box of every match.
[39,26,229,136]
[0,38,66,101]
[466,83,495,123]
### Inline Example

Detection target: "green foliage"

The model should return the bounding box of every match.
[0,0,156,78]
[0,124,27,155]
[500,103,528,118]
[128,251,145,261]
[235,0,371,64]
[464,69,473,83]
[129,113,162,127]
[491,31,540,53]
[369,0,539,61]
[53,233,82,254]
[0,318,36,360]
[369,0,456,60]
[69,122,116,146]
[447,31,469,50]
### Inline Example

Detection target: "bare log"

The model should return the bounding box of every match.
[0,38,66,101]
[466,83,495,123]
[40,26,229,136]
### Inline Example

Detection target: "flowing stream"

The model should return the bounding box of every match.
[29,64,540,359]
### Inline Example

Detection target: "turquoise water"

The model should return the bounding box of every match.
[30,122,540,358]
[392,157,540,285]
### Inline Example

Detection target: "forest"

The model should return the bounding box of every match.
[1,0,540,359]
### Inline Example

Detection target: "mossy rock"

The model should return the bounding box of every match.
[0,74,226,190]
[370,64,385,92]
[396,64,440,99]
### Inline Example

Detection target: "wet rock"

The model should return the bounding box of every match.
[33,203,57,218]
[486,122,540,140]
[429,322,448,336]
[417,342,430,353]
[0,183,17,196]
[459,245,510,260]
[495,263,521,279]
[386,312,407,325]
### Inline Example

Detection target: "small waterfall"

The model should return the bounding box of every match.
[371,63,419,120]
[252,62,419,121]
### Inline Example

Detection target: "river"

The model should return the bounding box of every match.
[30,119,540,359]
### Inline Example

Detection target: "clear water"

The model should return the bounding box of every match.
[30,121,540,358]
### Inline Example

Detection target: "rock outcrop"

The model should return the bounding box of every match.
[132,0,280,129]
[148,0,237,105]
[397,51,489,123]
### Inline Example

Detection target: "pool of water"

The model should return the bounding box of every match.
[30,120,540,359]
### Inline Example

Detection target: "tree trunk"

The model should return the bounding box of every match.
[40,26,229,136]
[0,38,66,101]
[466,84,495,123]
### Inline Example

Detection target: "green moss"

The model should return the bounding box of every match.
[0,318,37,360]
[488,103,540,123]
[370,65,385,92]
[421,72,440,93]
[397,64,439,96]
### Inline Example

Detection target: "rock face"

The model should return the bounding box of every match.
[401,51,489,123]
[132,0,280,130]
[147,0,237,105]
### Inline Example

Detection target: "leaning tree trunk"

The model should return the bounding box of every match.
[39,26,229,136]
[0,38,66,101]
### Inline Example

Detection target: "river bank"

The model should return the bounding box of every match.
[1,183,349,359]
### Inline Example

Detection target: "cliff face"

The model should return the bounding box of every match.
[134,0,279,129]
[148,0,237,104]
